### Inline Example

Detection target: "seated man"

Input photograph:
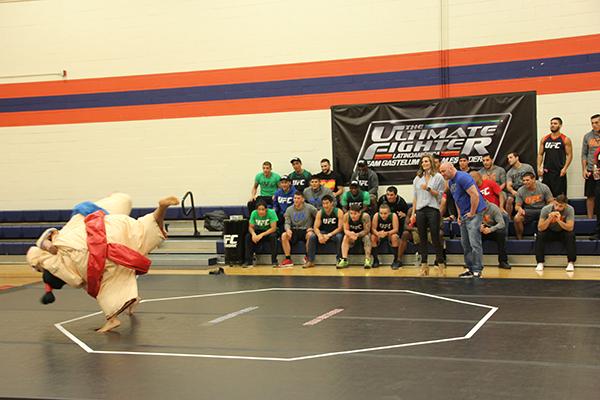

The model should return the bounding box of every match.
[248,161,280,212]
[315,158,344,198]
[27,193,179,333]
[371,204,400,268]
[351,160,379,213]
[340,180,370,213]
[479,153,507,191]
[289,157,312,193]
[303,175,335,209]
[480,200,510,269]
[244,200,278,267]
[506,151,536,217]
[279,192,318,268]
[535,195,576,272]
[273,175,296,232]
[514,172,554,239]
[471,171,505,212]
[377,186,408,228]
[308,194,344,267]
[337,204,372,269]
[397,207,446,273]
[440,188,459,221]
[457,153,472,173]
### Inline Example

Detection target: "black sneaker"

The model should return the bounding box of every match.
[459,270,474,278]
[391,260,402,270]
[372,257,380,268]
[498,261,511,269]
[473,271,482,278]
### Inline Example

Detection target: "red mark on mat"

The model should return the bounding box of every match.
[303,308,344,326]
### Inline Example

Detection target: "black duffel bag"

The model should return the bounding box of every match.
[203,210,228,231]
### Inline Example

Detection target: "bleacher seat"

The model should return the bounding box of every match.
[0,206,249,224]
[569,198,587,216]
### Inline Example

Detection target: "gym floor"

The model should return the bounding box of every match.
[1,269,599,400]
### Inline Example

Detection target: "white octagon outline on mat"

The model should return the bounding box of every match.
[55,288,498,362]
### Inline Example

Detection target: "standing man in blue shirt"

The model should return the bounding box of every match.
[440,162,487,278]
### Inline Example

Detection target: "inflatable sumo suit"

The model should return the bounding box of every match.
[26,193,165,320]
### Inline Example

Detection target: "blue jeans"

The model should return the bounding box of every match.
[308,232,343,262]
[459,212,484,273]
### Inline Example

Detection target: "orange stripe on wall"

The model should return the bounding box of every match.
[1,71,599,128]
[1,34,599,99]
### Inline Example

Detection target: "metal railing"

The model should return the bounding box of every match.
[181,191,200,237]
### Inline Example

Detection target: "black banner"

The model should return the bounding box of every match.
[331,92,537,184]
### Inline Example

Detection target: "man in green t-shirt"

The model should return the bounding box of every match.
[289,157,312,193]
[245,200,279,267]
[340,180,370,213]
[248,161,280,213]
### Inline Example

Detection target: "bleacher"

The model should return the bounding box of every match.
[1,199,597,267]
[0,206,248,268]
[224,197,599,267]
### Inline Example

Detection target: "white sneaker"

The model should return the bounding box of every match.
[566,263,574,272]
[535,263,544,272]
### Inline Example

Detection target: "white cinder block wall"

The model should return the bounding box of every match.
[0,0,598,209]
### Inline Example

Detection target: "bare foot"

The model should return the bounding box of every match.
[159,196,180,207]
[155,196,179,237]
[127,297,140,316]
[435,264,446,277]
[96,317,121,333]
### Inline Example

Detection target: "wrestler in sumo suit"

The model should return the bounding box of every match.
[26,193,179,333]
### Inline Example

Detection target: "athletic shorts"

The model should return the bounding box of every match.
[542,172,567,197]
[289,228,309,245]
[584,176,597,197]
[523,208,542,225]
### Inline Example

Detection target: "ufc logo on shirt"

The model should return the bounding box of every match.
[224,234,239,248]
[278,196,293,205]
[480,187,491,196]
[545,142,562,149]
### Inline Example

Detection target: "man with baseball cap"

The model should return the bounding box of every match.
[340,180,370,213]
[289,157,312,193]
[304,175,335,209]
[351,160,379,213]
[273,174,296,232]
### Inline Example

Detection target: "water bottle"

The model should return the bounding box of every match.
[414,251,420,267]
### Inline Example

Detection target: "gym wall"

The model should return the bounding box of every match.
[1,0,599,209]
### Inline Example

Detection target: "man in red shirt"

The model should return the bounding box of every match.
[471,171,505,212]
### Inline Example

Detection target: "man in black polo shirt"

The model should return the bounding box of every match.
[314,158,344,198]
[377,186,408,229]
